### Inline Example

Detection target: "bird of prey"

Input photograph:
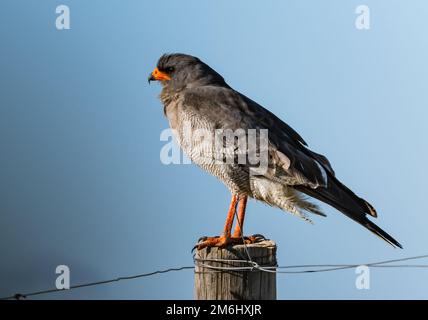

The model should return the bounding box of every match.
[148,53,402,250]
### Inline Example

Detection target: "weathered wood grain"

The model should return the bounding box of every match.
[194,239,277,300]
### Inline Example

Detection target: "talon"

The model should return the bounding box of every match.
[194,234,263,250]
[197,236,209,243]
[195,235,230,250]
[242,236,257,244]
[245,234,266,243]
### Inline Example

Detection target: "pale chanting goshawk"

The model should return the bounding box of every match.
[149,53,402,250]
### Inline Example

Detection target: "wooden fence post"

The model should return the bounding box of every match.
[194,239,277,300]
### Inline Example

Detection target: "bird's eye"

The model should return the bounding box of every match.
[165,66,175,73]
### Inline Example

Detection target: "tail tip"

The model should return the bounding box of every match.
[364,200,378,218]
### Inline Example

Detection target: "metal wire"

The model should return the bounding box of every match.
[0,266,194,300]
[194,254,428,274]
[2,252,428,300]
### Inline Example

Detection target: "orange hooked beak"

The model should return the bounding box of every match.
[148,67,171,83]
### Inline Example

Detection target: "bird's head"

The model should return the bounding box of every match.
[148,53,228,91]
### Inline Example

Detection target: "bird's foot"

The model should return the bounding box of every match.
[194,234,265,251]
[241,233,266,244]
[194,235,229,251]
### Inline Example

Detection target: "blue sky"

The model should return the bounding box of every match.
[1,0,427,299]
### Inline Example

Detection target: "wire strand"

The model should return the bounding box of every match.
[0,266,194,300]
[2,254,428,300]
[194,254,428,274]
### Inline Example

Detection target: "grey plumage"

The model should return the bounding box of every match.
[150,53,402,248]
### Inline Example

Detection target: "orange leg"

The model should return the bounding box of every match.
[233,196,248,238]
[195,195,262,250]
[223,194,238,237]
[195,195,238,250]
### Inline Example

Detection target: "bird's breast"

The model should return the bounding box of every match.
[164,104,251,195]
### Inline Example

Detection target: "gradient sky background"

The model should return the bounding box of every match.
[1,0,428,299]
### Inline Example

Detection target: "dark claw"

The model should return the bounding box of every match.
[192,236,222,252]
[251,234,266,241]
[192,236,210,253]
[197,236,208,243]
[249,234,266,243]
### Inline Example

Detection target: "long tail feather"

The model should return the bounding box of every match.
[294,176,402,248]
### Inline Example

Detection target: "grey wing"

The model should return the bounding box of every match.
[237,93,380,217]
[236,93,333,188]
[182,86,330,188]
